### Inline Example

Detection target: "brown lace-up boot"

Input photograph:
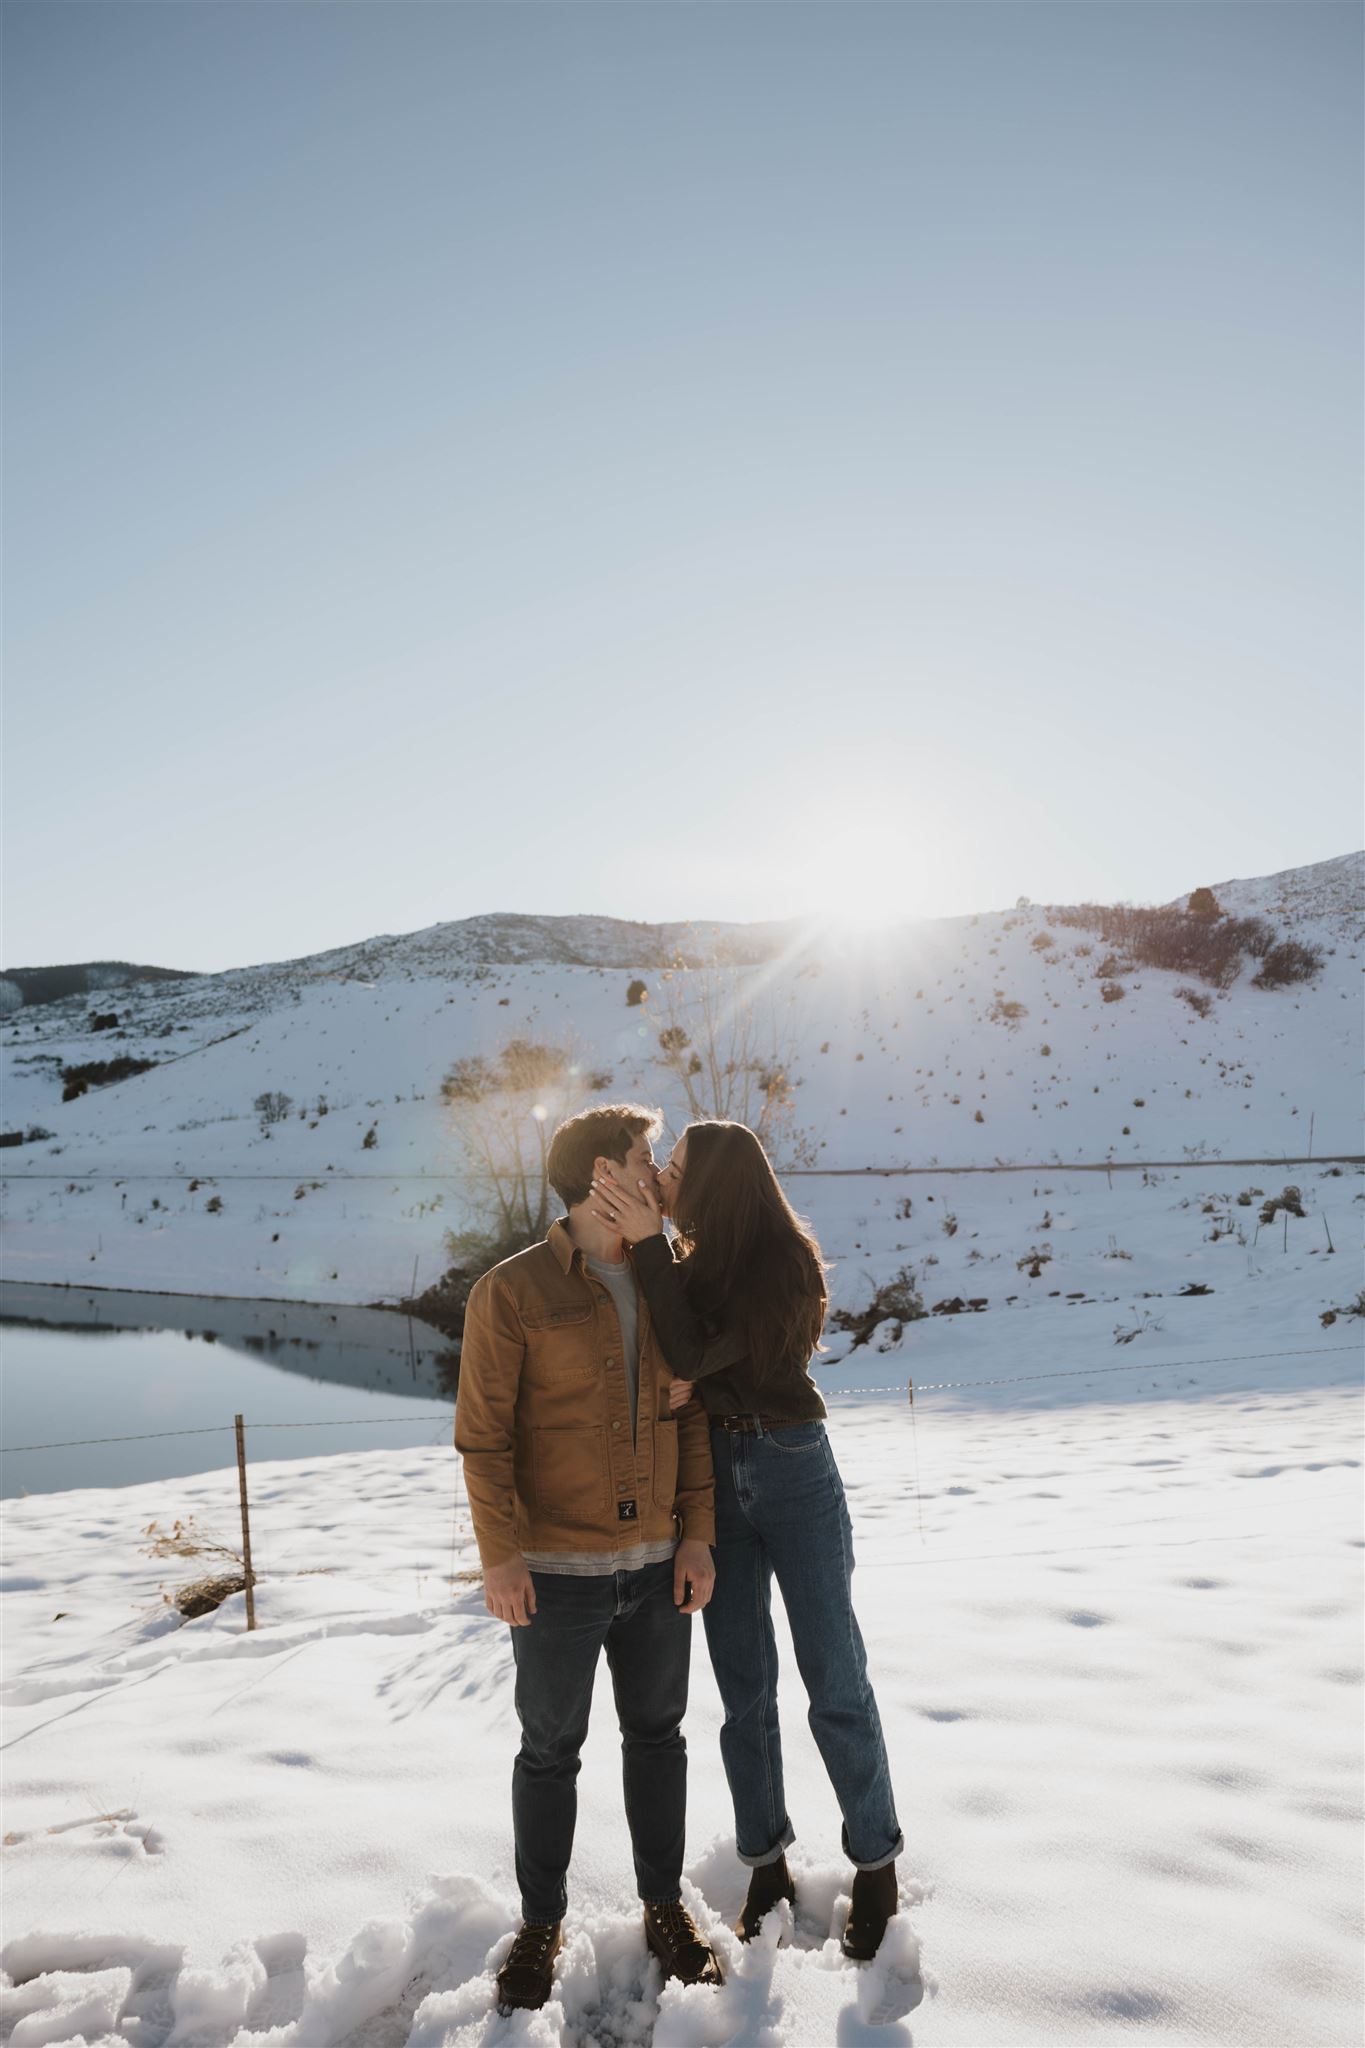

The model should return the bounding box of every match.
[643,1899,725,1985]
[841,1862,899,1961]
[736,1853,797,1943]
[495,1921,563,2013]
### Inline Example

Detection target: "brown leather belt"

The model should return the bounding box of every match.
[715,1414,795,1434]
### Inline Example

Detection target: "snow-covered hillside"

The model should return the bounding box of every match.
[1,854,1360,1310]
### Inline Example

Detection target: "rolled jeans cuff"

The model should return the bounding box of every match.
[845,1826,904,1873]
[736,1819,796,1869]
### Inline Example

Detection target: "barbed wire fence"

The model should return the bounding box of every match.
[3,1340,1359,1627]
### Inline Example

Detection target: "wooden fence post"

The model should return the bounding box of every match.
[234,1413,256,1632]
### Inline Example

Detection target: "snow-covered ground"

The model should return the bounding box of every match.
[4,1157,1364,2044]
[3,1291,1361,2046]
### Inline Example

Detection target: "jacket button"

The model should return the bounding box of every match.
[612,1421,621,1431]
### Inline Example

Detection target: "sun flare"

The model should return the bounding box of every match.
[790,823,933,939]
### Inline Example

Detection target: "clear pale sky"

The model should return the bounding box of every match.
[4,2,1361,973]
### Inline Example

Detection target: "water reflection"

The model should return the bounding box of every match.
[1,1282,459,1497]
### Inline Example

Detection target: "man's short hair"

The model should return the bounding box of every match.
[547,1103,663,1210]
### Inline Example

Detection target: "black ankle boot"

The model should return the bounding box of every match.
[495,1921,563,2012]
[841,1861,898,1961]
[736,1852,797,1943]
[643,1900,724,1986]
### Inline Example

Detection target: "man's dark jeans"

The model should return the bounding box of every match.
[510,1559,691,1924]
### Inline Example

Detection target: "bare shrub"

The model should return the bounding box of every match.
[989,995,1028,1026]
[1056,901,1273,988]
[1251,940,1323,989]
[1176,986,1212,1018]
[401,1264,482,1342]
[828,1266,926,1349]
[61,1056,157,1088]
[1114,1310,1163,1345]
[141,1516,245,1616]
[439,1037,588,1284]
[649,944,812,1164]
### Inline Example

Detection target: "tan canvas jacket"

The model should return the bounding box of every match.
[454,1219,716,1570]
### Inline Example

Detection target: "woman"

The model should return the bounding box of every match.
[590,1119,903,1960]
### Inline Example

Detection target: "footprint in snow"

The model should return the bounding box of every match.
[0,1866,927,2047]
[844,1912,926,2030]
[2,1807,164,1855]
[0,1937,182,2048]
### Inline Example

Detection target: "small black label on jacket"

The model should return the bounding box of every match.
[617,1499,638,1522]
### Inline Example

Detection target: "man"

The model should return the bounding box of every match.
[455,1103,724,2015]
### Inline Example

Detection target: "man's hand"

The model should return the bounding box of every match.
[590,1172,664,1246]
[484,1556,537,1627]
[674,1538,715,1615]
[668,1376,695,1413]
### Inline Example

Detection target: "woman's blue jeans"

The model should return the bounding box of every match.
[703,1418,903,1871]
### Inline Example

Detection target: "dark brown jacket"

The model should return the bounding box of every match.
[454,1219,716,1569]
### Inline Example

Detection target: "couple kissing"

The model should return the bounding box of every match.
[454,1104,903,2016]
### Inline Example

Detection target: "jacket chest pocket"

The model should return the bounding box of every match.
[521,1302,597,1379]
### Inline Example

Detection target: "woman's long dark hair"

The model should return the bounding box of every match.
[668,1120,827,1382]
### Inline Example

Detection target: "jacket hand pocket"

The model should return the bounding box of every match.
[531,1425,610,1523]
[651,1416,680,1509]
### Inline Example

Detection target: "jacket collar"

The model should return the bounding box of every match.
[548,1215,670,1273]
[548,1216,578,1272]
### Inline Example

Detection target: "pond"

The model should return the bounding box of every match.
[0,1282,457,1498]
